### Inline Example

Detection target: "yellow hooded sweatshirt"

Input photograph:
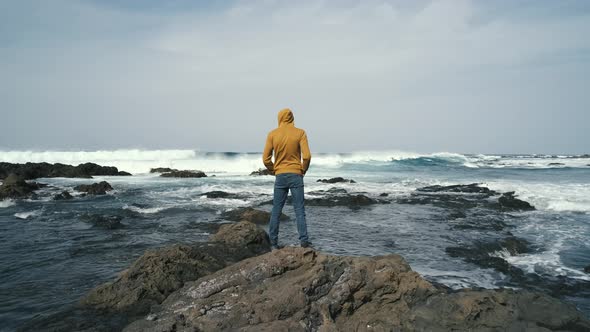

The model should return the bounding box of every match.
[263,108,311,175]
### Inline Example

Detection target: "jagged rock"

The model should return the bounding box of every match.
[81,221,269,317]
[317,177,356,184]
[250,168,272,176]
[417,183,496,195]
[498,192,535,211]
[0,173,43,200]
[123,247,590,332]
[160,170,207,178]
[74,181,113,195]
[150,167,178,173]
[53,191,73,201]
[200,191,240,199]
[0,162,130,180]
[222,207,289,225]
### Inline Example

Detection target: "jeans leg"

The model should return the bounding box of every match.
[269,176,289,247]
[290,175,309,243]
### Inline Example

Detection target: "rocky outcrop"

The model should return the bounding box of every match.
[222,207,289,224]
[317,177,356,184]
[150,167,177,173]
[0,173,44,200]
[53,191,73,201]
[74,181,113,195]
[160,170,207,178]
[498,191,535,211]
[81,221,269,316]
[0,162,131,180]
[250,168,272,176]
[124,247,590,332]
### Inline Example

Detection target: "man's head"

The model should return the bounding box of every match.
[278,108,294,126]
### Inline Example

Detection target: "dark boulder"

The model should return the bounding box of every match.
[306,194,385,208]
[417,183,496,195]
[0,173,43,200]
[74,181,113,195]
[222,207,289,224]
[149,167,177,173]
[498,192,535,211]
[379,192,389,197]
[53,191,73,201]
[548,162,565,166]
[118,171,132,176]
[160,170,207,178]
[317,177,356,184]
[250,168,272,176]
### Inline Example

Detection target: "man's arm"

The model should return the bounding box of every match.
[300,131,311,175]
[262,132,275,173]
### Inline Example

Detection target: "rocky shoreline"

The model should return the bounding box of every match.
[21,218,590,331]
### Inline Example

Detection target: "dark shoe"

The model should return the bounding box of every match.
[300,241,313,248]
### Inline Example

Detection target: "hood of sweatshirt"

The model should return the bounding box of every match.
[278,108,294,126]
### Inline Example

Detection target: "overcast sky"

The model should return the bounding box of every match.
[1,0,589,154]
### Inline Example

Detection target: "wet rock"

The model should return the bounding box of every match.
[548,162,565,166]
[199,191,239,199]
[118,171,132,176]
[498,192,535,211]
[123,247,590,332]
[0,173,43,200]
[74,181,113,195]
[417,183,496,195]
[222,207,289,225]
[0,162,130,180]
[379,193,389,197]
[585,265,590,274]
[150,167,177,173]
[250,168,272,176]
[308,187,348,195]
[81,214,124,229]
[317,177,356,184]
[81,221,269,317]
[53,191,73,200]
[306,194,383,208]
[160,170,207,178]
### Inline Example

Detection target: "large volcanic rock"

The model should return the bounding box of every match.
[222,207,289,225]
[160,170,207,178]
[81,221,269,316]
[124,247,590,332]
[0,162,131,180]
[74,181,113,195]
[0,173,44,200]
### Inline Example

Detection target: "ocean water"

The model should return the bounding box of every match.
[0,150,589,330]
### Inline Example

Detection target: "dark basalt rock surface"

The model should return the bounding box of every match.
[150,167,177,173]
[53,191,73,201]
[199,191,240,199]
[160,170,207,178]
[74,181,113,195]
[250,168,272,176]
[124,248,590,332]
[0,162,131,180]
[317,177,356,184]
[0,173,44,200]
[222,207,289,224]
[498,191,535,211]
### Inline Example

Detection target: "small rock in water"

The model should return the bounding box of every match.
[584,265,590,274]
[379,193,389,197]
[317,177,356,184]
[146,314,157,321]
[160,170,207,178]
[53,191,73,200]
[74,181,113,195]
[250,168,272,176]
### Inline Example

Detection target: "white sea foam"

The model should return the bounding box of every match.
[14,210,42,219]
[0,200,16,208]
[123,204,168,214]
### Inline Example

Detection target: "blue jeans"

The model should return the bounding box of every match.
[269,173,309,246]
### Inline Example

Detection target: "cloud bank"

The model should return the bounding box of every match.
[1,0,589,153]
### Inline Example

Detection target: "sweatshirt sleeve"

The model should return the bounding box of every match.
[262,132,274,172]
[300,131,311,174]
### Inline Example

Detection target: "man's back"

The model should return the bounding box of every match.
[263,109,311,175]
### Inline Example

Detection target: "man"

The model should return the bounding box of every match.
[263,108,312,250]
